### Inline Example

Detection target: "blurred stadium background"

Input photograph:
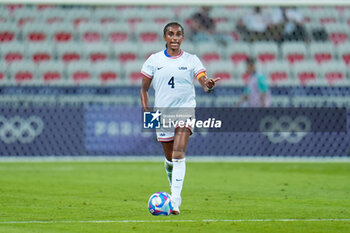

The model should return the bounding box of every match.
[0,1,349,158]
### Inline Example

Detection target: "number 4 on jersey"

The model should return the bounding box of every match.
[168,76,175,88]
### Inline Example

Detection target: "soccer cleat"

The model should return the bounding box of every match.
[171,206,180,215]
[171,196,181,215]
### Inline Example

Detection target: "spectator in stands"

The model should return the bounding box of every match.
[189,6,215,42]
[237,57,271,107]
[189,6,232,45]
[269,7,307,42]
[236,7,269,42]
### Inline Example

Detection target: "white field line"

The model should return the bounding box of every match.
[0,156,350,163]
[1,219,350,224]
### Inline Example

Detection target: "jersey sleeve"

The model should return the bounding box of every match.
[257,74,269,93]
[192,55,206,79]
[141,55,155,79]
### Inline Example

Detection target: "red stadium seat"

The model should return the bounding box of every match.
[27,43,54,64]
[38,61,65,85]
[135,23,161,42]
[324,23,349,45]
[9,61,37,84]
[207,61,234,81]
[0,42,25,63]
[114,42,139,63]
[67,61,94,85]
[197,42,222,64]
[252,42,278,64]
[320,61,347,85]
[49,23,75,43]
[336,43,350,66]
[56,42,83,64]
[264,61,291,85]
[293,61,319,86]
[309,42,335,64]
[95,61,122,85]
[94,7,119,24]
[85,43,110,63]
[105,24,130,43]
[0,23,17,43]
[22,23,49,42]
[281,42,307,65]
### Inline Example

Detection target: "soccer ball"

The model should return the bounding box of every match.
[148,191,173,216]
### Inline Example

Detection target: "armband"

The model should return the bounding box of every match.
[196,71,207,80]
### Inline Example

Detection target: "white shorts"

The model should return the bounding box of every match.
[156,126,193,142]
[155,107,195,142]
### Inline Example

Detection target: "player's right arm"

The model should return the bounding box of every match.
[140,76,152,112]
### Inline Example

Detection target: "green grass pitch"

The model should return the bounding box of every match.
[0,161,349,233]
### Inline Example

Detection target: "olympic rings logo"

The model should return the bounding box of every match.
[0,115,44,144]
[259,116,311,144]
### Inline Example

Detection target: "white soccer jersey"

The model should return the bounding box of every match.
[141,50,206,108]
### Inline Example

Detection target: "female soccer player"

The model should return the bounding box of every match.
[140,22,219,215]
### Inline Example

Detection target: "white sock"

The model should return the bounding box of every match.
[164,159,173,186]
[171,158,186,207]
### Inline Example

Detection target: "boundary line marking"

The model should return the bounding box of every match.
[1,219,350,224]
[0,156,350,163]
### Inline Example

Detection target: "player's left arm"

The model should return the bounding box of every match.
[257,74,269,107]
[197,72,220,93]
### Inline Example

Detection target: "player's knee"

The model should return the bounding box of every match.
[172,150,185,159]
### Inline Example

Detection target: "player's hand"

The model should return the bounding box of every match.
[205,77,221,89]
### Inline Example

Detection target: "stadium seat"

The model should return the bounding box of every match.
[37,61,65,85]
[85,43,111,63]
[181,41,196,54]
[49,23,75,43]
[105,23,130,43]
[252,42,278,64]
[66,7,92,28]
[177,7,199,26]
[0,7,12,23]
[134,23,161,43]
[143,7,175,24]
[94,7,119,24]
[0,23,18,43]
[206,60,235,85]
[56,42,83,64]
[119,7,145,25]
[264,60,292,86]
[0,61,8,84]
[281,42,307,65]
[14,7,39,27]
[197,42,222,64]
[210,6,232,23]
[113,42,139,63]
[27,42,54,64]
[336,42,350,66]
[67,61,95,85]
[22,23,50,43]
[225,42,250,65]
[320,61,347,85]
[234,62,248,83]
[139,42,164,59]
[292,61,319,85]
[311,8,339,25]
[95,61,122,85]
[343,10,350,26]
[78,23,104,43]
[309,42,335,64]
[0,42,25,63]
[8,61,37,85]
[324,23,349,45]
[215,21,237,41]
[42,8,66,24]
[123,60,144,85]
